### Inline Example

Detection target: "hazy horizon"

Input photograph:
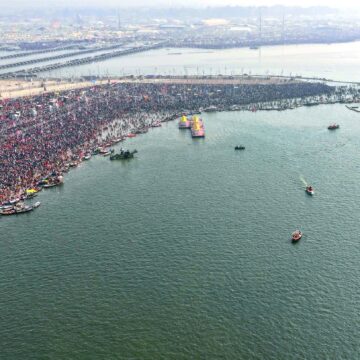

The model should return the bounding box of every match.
[1,0,360,9]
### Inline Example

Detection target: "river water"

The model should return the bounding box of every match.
[1,104,360,358]
[39,41,360,82]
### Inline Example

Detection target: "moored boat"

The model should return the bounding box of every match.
[190,116,205,138]
[178,115,191,129]
[102,149,114,156]
[151,121,162,127]
[42,175,64,188]
[110,149,138,160]
[0,201,40,215]
[292,230,302,242]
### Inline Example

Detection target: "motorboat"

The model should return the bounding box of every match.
[328,124,340,130]
[235,146,245,150]
[292,230,302,242]
[305,186,314,195]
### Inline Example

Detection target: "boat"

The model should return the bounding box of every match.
[0,204,15,211]
[204,106,217,112]
[178,115,191,129]
[111,137,124,144]
[102,149,114,156]
[0,207,16,215]
[1,198,21,208]
[346,105,360,113]
[0,201,40,215]
[190,116,205,138]
[151,122,162,128]
[292,230,302,242]
[24,192,38,199]
[42,175,64,188]
[83,153,92,160]
[328,124,340,130]
[33,201,41,208]
[110,149,138,160]
[305,186,314,195]
[14,206,34,214]
[235,146,245,150]
[126,133,137,138]
[43,183,58,188]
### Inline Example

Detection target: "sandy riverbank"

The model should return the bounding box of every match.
[0,79,114,99]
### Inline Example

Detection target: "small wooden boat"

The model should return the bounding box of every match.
[24,192,38,200]
[102,149,114,156]
[292,230,302,242]
[43,183,58,188]
[235,146,245,150]
[328,124,340,130]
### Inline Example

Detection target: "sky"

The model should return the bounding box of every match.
[2,0,360,9]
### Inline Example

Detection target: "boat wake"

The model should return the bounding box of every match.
[300,175,308,187]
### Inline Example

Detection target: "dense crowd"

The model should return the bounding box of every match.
[0,80,335,202]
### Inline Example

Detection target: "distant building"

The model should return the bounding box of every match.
[159,25,185,30]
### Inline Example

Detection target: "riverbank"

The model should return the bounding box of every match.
[0,79,115,99]
[0,78,358,205]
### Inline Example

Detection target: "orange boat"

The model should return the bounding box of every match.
[190,116,205,138]
[178,115,191,129]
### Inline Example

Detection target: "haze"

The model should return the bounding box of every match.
[2,0,360,9]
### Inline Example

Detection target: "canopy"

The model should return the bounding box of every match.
[26,189,38,194]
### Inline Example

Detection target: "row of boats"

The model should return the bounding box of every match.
[1,143,142,216]
[0,201,41,216]
[295,124,338,237]
[0,174,64,216]
[294,123,341,238]
[179,115,205,138]
[291,186,313,242]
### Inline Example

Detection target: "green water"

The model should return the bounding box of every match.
[1,104,360,359]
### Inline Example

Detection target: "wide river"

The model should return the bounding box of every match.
[1,104,360,358]
[39,41,360,82]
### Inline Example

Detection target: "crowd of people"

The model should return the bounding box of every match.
[0,80,336,203]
